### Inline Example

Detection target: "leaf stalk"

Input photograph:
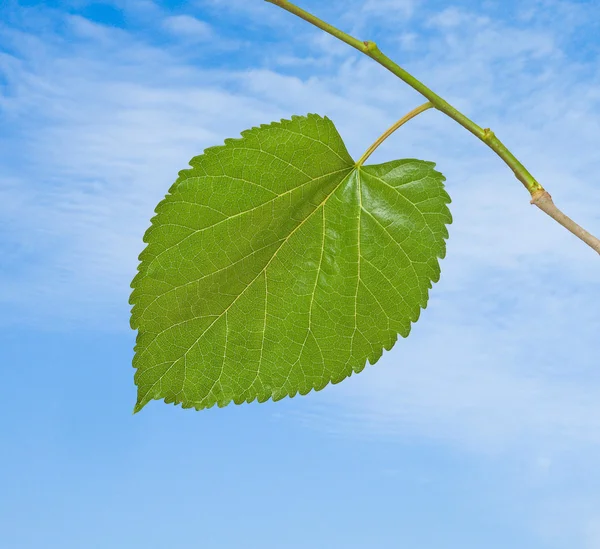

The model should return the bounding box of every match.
[356,102,434,167]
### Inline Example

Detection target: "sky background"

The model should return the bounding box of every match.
[1,0,599,547]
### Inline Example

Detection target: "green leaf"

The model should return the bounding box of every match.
[130,114,451,412]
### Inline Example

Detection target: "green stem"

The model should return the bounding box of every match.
[356,102,433,167]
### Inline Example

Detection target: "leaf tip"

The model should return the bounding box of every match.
[133,400,146,414]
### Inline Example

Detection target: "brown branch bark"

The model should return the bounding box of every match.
[530,191,600,254]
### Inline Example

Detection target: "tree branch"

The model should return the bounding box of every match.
[266,0,600,256]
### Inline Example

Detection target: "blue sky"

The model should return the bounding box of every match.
[1,0,600,547]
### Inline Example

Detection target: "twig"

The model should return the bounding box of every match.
[266,0,600,255]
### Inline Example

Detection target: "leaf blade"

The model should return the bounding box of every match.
[130,115,451,412]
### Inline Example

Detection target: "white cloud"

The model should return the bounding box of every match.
[162,15,212,40]
[362,0,416,19]
[68,14,127,42]
[426,6,465,28]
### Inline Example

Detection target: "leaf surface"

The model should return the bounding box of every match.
[130,114,451,412]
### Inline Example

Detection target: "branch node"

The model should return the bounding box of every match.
[482,128,495,142]
[363,40,379,54]
[530,189,550,205]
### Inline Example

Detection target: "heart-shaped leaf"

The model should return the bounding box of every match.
[130,114,451,412]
